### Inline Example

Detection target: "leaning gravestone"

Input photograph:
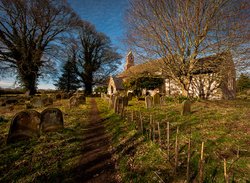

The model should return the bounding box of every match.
[182,100,191,115]
[40,108,64,132]
[7,110,41,143]
[145,95,153,109]
[153,93,161,106]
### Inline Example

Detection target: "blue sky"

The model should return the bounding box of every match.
[0,0,129,89]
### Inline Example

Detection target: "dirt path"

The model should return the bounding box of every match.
[75,98,116,183]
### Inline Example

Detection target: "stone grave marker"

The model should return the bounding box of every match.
[108,95,114,109]
[62,93,69,99]
[43,97,53,106]
[182,100,191,115]
[7,110,41,143]
[77,95,86,104]
[153,93,161,106]
[41,108,64,132]
[55,93,62,100]
[145,95,153,109]
[69,96,78,108]
[30,97,44,107]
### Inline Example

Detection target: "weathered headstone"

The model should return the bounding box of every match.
[62,93,69,99]
[160,96,165,105]
[114,96,123,113]
[30,97,44,107]
[181,100,191,115]
[108,95,113,109]
[7,110,41,143]
[43,97,53,106]
[69,96,78,108]
[55,93,62,100]
[40,108,64,132]
[77,95,86,104]
[127,92,133,101]
[145,95,153,109]
[153,93,161,106]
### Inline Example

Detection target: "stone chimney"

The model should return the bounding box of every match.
[125,51,134,70]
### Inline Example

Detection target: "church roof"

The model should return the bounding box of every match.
[118,59,167,78]
[112,76,125,90]
[118,52,232,79]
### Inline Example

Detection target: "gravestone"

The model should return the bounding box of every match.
[55,93,62,100]
[127,92,133,101]
[62,93,69,99]
[114,96,123,113]
[30,97,44,107]
[41,108,64,132]
[43,97,53,106]
[117,96,124,114]
[109,95,115,109]
[182,100,191,115]
[145,95,153,109]
[160,96,166,105]
[69,96,78,108]
[7,110,41,143]
[77,95,86,104]
[68,92,74,99]
[153,93,161,106]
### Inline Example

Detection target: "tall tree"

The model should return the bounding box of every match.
[55,48,80,92]
[126,0,249,97]
[76,21,121,95]
[0,0,80,95]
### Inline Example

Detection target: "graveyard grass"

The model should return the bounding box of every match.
[0,99,89,182]
[96,97,250,182]
[0,96,249,182]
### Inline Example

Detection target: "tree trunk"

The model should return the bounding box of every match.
[18,61,38,96]
[84,81,93,96]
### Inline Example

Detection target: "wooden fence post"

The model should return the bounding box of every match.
[186,138,191,182]
[158,122,161,144]
[167,121,170,161]
[199,142,205,183]
[174,126,179,174]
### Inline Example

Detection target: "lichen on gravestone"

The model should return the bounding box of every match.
[7,110,41,144]
[40,108,64,132]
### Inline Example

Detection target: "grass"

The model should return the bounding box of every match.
[0,98,90,183]
[96,97,250,182]
[0,95,249,182]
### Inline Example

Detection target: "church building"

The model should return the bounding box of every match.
[108,51,236,100]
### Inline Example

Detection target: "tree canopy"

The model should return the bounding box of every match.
[126,0,249,96]
[0,0,80,94]
[55,48,81,92]
[76,21,121,95]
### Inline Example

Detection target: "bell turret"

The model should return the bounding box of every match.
[125,51,134,70]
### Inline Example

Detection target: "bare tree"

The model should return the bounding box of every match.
[126,0,250,97]
[76,21,122,95]
[0,0,80,95]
